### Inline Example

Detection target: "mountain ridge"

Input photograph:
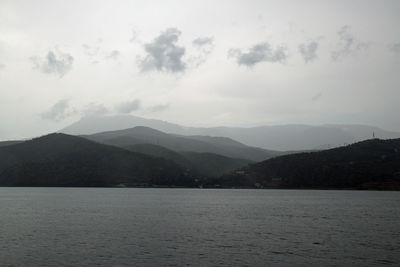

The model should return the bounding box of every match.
[61,115,400,151]
[82,126,280,162]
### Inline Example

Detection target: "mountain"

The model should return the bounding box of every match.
[83,126,280,162]
[2,133,399,189]
[126,143,251,177]
[219,138,400,190]
[0,133,196,187]
[61,115,400,151]
[61,114,185,136]
[181,152,251,178]
[0,140,23,147]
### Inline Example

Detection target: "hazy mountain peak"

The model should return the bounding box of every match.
[61,115,184,135]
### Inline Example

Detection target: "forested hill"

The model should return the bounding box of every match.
[219,138,400,190]
[0,133,196,187]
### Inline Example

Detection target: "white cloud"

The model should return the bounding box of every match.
[229,42,287,67]
[148,103,169,113]
[82,103,109,117]
[105,50,120,60]
[331,25,368,61]
[31,50,74,77]
[299,41,319,63]
[139,28,186,73]
[116,99,141,114]
[40,99,72,121]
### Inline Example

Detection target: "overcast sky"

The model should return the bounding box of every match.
[1,0,400,140]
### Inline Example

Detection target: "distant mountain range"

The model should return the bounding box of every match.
[220,138,400,190]
[1,114,400,189]
[61,115,400,151]
[2,132,399,189]
[0,131,256,184]
[83,126,281,162]
[1,130,400,189]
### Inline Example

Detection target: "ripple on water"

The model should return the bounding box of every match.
[0,188,399,266]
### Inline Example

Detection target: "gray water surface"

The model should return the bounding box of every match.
[0,188,399,266]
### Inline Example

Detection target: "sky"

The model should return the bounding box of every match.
[0,0,400,140]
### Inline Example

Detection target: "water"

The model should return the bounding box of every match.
[0,188,399,266]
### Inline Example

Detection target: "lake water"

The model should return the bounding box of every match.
[0,188,399,266]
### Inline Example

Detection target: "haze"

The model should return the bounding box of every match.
[1,0,400,141]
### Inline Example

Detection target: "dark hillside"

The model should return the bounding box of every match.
[220,139,400,190]
[0,133,193,187]
[125,143,251,177]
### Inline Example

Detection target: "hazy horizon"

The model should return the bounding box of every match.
[1,0,400,140]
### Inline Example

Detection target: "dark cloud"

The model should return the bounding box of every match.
[229,42,287,67]
[31,50,74,77]
[192,37,213,47]
[149,103,169,112]
[139,28,186,73]
[40,99,71,121]
[116,99,141,114]
[389,43,400,53]
[105,50,120,60]
[331,25,368,61]
[299,41,319,63]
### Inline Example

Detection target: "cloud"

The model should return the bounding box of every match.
[40,99,72,121]
[229,42,287,67]
[82,43,100,58]
[105,50,120,60]
[299,41,319,63]
[139,28,186,73]
[129,28,139,43]
[389,43,400,53]
[192,37,213,47]
[331,25,368,61]
[116,99,141,114]
[189,36,214,67]
[0,63,5,70]
[82,103,109,116]
[31,50,74,77]
[83,39,121,64]
[149,103,169,112]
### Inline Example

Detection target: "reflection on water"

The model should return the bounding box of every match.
[0,188,399,266]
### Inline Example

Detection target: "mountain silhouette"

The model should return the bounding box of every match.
[61,115,400,151]
[83,126,280,161]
